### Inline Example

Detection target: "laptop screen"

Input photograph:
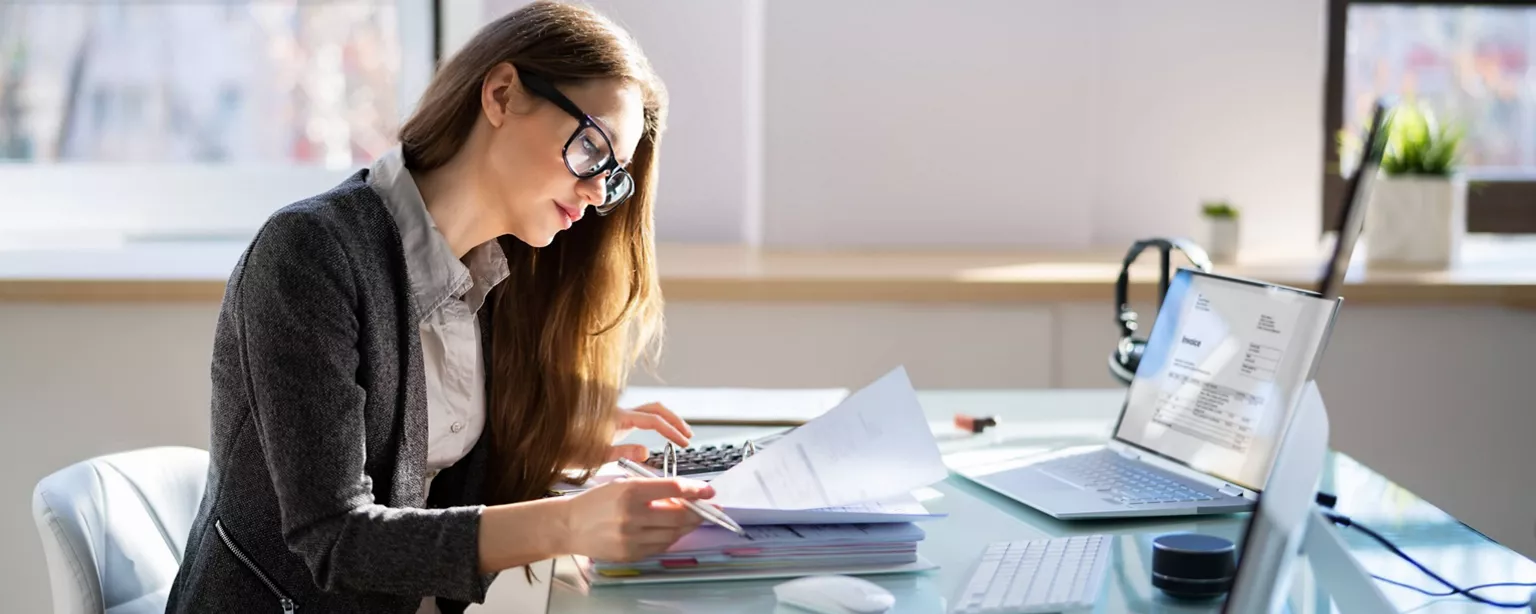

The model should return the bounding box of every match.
[1111,270,1339,491]
[1320,100,1392,301]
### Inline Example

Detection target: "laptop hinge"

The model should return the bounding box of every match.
[1116,447,1141,461]
[1218,483,1244,497]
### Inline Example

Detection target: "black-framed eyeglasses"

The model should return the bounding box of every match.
[517,69,634,215]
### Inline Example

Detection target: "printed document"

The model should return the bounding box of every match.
[723,493,944,525]
[707,366,947,509]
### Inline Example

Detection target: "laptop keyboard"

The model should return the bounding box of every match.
[1036,451,1219,505]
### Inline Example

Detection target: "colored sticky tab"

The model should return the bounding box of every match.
[597,568,641,577]
[659,558,699,569]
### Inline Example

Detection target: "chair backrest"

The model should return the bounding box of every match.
[32,446,209,614]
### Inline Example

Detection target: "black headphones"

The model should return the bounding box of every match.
[1109,237,1214,385]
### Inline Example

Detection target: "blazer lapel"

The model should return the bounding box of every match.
[389,252,429,507]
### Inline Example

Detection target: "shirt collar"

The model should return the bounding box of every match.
[368,147,510,321]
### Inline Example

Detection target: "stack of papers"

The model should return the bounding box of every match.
[583,366,949,585]
[585,523,934,585]
[724,492,943,525]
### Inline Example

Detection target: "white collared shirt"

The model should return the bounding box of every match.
[368,147,511,614]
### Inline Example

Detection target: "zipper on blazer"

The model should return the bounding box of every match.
[215,519,298,613]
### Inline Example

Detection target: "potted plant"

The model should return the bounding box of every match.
[1361,102,1467,269]
[1200,200,1240,264]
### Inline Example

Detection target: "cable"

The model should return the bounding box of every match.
[1324,512,1533,609]
[1371,574,1536,598]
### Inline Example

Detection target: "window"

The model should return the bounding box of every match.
[1,3,406,166]
[0,0,436,245]
[1325,0,1536,234]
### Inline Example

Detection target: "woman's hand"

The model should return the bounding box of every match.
[607,402,695,463]
[557,477,714,562]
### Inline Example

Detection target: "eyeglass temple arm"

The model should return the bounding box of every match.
[516,69,591,123]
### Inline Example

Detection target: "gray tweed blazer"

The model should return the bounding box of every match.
[166,169,500,614]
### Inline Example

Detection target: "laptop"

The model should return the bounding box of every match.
[1321,99,1392,301]
[952,270,1342,518]
[948,101,1393,520]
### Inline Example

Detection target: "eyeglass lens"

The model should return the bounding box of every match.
[564,125,632,210]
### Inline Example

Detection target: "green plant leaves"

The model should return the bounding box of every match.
[1381,102,1464,176]
[1201,201,1238,218]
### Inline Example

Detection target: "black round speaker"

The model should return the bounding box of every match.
[1150,533,1236,600]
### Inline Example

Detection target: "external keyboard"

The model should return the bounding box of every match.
[953,535,1112,614]
[1035,451,1216,505]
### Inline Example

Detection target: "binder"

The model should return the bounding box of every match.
[573,367,949,586]
[579,555,939,586]
[554,438,948,525]
[579,523,939,586]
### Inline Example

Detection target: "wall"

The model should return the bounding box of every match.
[3,304,216,614]
[1311,306,1536,559]
[761,0,1102,249]
[478,0,1327,254]
[4,299,1534,612]
[765,0,1325,253]
[483,0,762,244]
[1,0,1326,251]
[1089,0,1324,256]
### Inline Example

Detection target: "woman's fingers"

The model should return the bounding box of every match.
[630,402,694,439]
[607,443,649,463]
[621,478,714,505]
[624,411,690,447]
[637,520,702,543]
[638,503,704,529]
[619,480,708,529]
[623,528,697,560]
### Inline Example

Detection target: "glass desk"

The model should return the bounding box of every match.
[519,389,1536,613]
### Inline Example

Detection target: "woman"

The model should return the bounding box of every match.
[166,3,712,613]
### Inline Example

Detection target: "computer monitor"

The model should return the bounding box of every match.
[1319,100,1393,301]
[1222,384,1399,614]
[1221,382,1330,613]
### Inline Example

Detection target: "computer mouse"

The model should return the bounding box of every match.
[773,574,895,614]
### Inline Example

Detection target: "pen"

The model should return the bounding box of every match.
[615,457,750,539]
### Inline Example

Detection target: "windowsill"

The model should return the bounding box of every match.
[2,237,1535,307]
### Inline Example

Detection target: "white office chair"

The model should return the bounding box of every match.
[31,446,208,614]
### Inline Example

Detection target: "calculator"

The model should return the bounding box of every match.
[643,443,750,479]
[642,431,791,480]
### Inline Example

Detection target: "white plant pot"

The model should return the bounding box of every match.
[1204,218,1240,264]
[1364,175,1465,269]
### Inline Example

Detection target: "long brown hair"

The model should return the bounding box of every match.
[398,1,666,505]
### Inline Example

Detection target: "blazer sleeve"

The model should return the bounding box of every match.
[234,210,493,603]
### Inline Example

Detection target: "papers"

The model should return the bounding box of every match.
[708,366,948,510]
[723,492,945,525]
[582,555,939,586]
[585,523,934,585]
[618,387,849,424]
[577,366,950,587]
[669,520,928,553]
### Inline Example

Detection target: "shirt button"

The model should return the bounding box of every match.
[450,422,464,433]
